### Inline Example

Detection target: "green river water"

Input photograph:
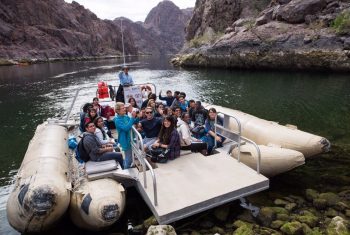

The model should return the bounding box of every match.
[0,56,349,234]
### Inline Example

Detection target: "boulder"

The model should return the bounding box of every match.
[255,8,274,26]
[257,207,277,227]
[274,198,289,206]
[277,213,290,221]
[271,207,289,215]
[319,192,340,206]
[280,221,303,235]
[288,195,306,206]
[275,0,327,24]
[325,208,340,217]
[334,201,350,212]
[143,216,158,229]
[236,209,256,223]
[285,203,298,211]
[306,189,320,202]
[296,214,319,227]
[301,223,312,234]
[313,198,328,209]
[271,220,285,229]
[233,223,254,235]
[146,225,177,235]
[326,216,349,235]
[233,220,252,228]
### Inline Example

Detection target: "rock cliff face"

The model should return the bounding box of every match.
[0,0,136,62]
[0,0,192,63]
[121,0,192,55]
[174,0,350,71]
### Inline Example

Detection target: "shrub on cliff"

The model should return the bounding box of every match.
[332,10,350,35]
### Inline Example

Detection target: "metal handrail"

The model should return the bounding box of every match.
[214,111,261,174]
[214,112,242,162]
[130,126,158,206]
[143,156,158,206]
[113,82,158,95]
[65,89,80,123]
[240,136,261,174]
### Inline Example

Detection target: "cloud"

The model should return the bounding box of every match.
[64,0,196,22]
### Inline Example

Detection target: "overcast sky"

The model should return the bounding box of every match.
[64,0,196,22]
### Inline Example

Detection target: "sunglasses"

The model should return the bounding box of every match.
[145,112,152,114]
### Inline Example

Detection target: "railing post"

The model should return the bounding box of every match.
[65,89,80,123]
[131,126,158,205]
[215,111,260,174]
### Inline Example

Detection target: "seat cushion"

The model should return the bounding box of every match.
[85,160,118,175]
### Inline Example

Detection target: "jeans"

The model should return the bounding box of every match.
[201,134,225,155]
[98,152,124,169]
[143,137,157,150]
[123,149,133,169]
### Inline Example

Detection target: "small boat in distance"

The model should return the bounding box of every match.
[6,82,330,232]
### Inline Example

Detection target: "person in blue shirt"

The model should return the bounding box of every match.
[118,66,134,86]
[178,95,189,112]
[114,102,139,169]
[116,66,134,102]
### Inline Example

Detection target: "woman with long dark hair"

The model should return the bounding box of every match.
[84,108,99,125]
[128,97,139,109]
[152,115,181,160]
[201,107,225,154]
[94,117,115,145]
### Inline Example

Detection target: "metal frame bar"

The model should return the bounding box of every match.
[214,111,261,174]
[113,82,158,94]
[130,126,158,206]
[64,89,80,123]
[215,112,242,161]
[240,136,261,174]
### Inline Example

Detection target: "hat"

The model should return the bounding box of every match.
[124,103,131,107]
[122,65,129,70]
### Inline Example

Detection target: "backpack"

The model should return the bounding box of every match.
[76,136,90,162]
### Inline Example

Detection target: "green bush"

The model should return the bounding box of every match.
[332,10,350,35]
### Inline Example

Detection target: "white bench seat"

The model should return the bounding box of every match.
[85,160,119,175]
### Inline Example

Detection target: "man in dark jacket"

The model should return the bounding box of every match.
[139,107,162,151]
[83,122,124,168]
[158,90,175,107]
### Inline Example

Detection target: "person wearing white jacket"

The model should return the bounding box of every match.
[177,113,198,147]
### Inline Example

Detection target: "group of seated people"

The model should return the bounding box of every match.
[80,90,225,169]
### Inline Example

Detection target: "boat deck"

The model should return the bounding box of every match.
[129,146,269,224]
[87,146,269,224]
[86,125,269,225]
